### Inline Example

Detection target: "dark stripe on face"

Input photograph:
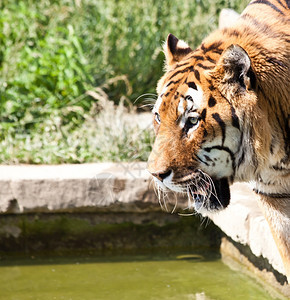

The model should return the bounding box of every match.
[210,124,216,140]
[208,95,216,107]
[248,0,285,15]
[203,128,208,138]
[196,63,214,70]
[201,41,223,54]
[185,95,193,102]
[204,155,214,162]
[200,108,207,121]
[166,79,181,87]
[205,56,216,64]
[187,81,197,90]
[194,69,200,81]
[231,106,240,129]
[212,48,223,55]
[212,113,226,145]
[204,146,235,171]
[168,67,192,81]
[207,80,215,91]
[191,54,204,61]
[196,155,209,166]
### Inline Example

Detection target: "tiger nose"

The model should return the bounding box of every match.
[150,169,172,182]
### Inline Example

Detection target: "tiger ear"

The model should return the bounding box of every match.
[164,34,192,69]
[214,44,255,92]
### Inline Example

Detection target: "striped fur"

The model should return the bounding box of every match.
[147,0,290,282]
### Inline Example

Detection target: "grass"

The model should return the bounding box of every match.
[0,90,155,164]
[0,0,248,164]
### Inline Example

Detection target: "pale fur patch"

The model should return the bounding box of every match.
[177,39,190,49]
[178,98,185,115]
[187,85,203,108]
[179,85,204,129]
[153,86,168,115]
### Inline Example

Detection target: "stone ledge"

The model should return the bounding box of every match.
[0,162,287,286]
[0,162,157,214]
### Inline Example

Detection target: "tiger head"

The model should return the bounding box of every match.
[147,34,258,213]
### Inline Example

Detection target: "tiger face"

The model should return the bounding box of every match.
[147,34,258,213]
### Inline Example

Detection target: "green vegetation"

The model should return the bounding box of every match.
[0,0,248,163]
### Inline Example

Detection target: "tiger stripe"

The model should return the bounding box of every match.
[248,0,285,14]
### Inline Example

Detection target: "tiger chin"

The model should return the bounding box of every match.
[147,0,290,282]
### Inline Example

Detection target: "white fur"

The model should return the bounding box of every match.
[178,98,184,115]
[179,85,204,129]
[187,85,203,108]
[177,40,190,49]
[153,86,168,115]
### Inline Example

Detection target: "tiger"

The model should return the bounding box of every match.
[147,0,290,282]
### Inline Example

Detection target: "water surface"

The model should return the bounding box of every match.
[0,253,277,300]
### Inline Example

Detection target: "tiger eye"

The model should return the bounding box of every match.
[188,116,199,126]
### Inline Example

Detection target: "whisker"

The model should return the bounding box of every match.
[162,191,169,212]
[187,186,193,209]
[178,212,195,216]
[156,185,165,211]
[139,103,154,109]
[171,193,178,214]
[141,98,157,104]
[134,93,157,104]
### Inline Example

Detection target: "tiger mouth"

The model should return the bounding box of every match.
[187,177,231,212]
[154,171,231,212]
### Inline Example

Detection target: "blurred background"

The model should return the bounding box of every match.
[0,0,247,165]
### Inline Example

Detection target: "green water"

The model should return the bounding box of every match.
[0,254,277,300]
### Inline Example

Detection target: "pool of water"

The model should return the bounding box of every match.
[0,253,277,300]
